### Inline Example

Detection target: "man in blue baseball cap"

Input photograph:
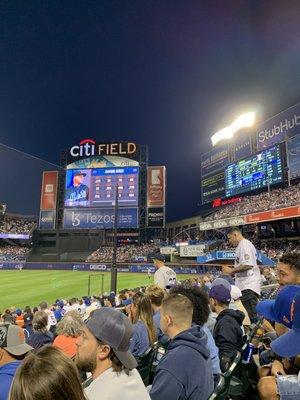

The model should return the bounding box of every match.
[257,288,300,400]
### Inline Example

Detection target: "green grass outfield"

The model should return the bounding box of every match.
[0,270,192,311]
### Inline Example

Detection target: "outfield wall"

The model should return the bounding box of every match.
[0,261,222,275]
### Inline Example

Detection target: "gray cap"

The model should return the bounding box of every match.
[0,324,33,356]
[211,278,231,291]
[86,308,137,370]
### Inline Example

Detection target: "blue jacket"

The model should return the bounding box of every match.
[129,321,150,356]
[201,325,221,375]
[150,325,214,400]
[0,361,21,400]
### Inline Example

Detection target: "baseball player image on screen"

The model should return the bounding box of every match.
[65,170,90,207]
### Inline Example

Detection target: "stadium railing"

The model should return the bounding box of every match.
[208,374,226,400]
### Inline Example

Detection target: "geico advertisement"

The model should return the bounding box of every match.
[63,208,138,229]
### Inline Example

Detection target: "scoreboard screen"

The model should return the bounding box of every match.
[64,167,139,208]
[201,171,225,204]
[225,145,283,197]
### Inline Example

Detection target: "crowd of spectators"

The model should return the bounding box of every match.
[205,185,300,221]
[86,243,159,263]
[0,245,30,261]
[0,215,36,234]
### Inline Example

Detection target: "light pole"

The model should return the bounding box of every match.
[111,184,119,293]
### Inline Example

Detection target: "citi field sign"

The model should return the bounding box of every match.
[69,139,138,159]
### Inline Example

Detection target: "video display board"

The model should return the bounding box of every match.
[201,170,225,204]
[225,145,283,197]
[64,167,139,208]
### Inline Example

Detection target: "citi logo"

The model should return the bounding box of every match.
[70,139,96,157]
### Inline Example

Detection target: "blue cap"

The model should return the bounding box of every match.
[122,298,133,306]
[256,285,300,329]
[209,285,231,303]
[271,293,300,357]
[211,278,231,291]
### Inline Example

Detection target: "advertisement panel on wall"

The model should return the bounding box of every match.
[147,166,166,207]
[63,208,138,229]
[287,134,300,180]
[245,205,300,224]
[201,145,229,177]
[180,244,206,257]
[39,210,56,230]
[199,216,246,231]
[147,207,165,228]
[233,135,252,160]
[40,171,58,210]
[257,103,300,150]
[201,170,225,204]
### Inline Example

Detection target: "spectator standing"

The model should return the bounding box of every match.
[223,227,261,322]
[39,301,57,332]
[153,254,177,290]
[9,346,86,400]
[75,308,150,400]
[26,311,53,349]
[128,292,156,356]
[0,324,33,400]
[150,294,214,400]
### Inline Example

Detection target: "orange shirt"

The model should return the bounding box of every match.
[53,335,77,358]
[16,315,24,328]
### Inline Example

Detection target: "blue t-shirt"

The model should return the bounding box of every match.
[129,320,150,357]
[153,310,169,343]
[0,361,21,400]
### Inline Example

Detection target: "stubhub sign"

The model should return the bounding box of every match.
[63,208,138,229]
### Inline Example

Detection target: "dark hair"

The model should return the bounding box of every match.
[97,339,124,373]
[227,227,242,235]
[39,301,47,310]
[170,285,210,326]
[32,311,48,333]
[279,253,300,272]
[24,306,32,314]
[9,347,86,400]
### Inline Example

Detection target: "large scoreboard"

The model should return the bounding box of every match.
[225,145,283,197]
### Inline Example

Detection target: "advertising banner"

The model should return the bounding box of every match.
[234,135,252,160]
[287,134,300,180]
[257,103,300,150]
[160,246,177,255]
[147,166,166,207]
[39,210,56,230]
[245,205,300,224]
[201,145,229,177]
[147,207,165,227]
[63,208,138,229]
[201,170,225,204]
[180,244,206,257]
[40,171,58,210]
[199,216,246,231]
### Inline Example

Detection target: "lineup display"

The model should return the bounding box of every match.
[225,145,283,197]
[64,167,139,207]
[201,171,225,204]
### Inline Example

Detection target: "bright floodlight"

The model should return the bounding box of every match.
[211,111,255,146]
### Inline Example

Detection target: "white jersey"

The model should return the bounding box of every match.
[84,367,150,400]
[154,265,177,289]
[234,238,261,295]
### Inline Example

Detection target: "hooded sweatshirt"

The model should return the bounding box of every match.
[0,361,21,400]
[150,325,214,400]
[213,308,244,356]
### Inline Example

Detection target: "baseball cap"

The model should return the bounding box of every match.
[271,293,300,357]
[209,285,231,303]
[86,308,137,370]
[256,285,300,329]
[211,278,231,291]
[74,170,86,177]
[230,285,242,301]
[0,324,33,356]
[152,253,165,262]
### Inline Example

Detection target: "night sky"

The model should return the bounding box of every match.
[1,1,300,219]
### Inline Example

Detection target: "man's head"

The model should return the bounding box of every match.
[73,171,86,186]
[39,301,48,310]
[227,227,243,247]
[145,285,165,310]
[160,294,193,338]
[209,285,231,313]
[75,308,137,377]
[152,253,165,269]
[276,253,300,286]
[0,324,33,366]
[262,267,272,279]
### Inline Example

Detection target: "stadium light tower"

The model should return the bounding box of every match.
[211,112,255,146]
